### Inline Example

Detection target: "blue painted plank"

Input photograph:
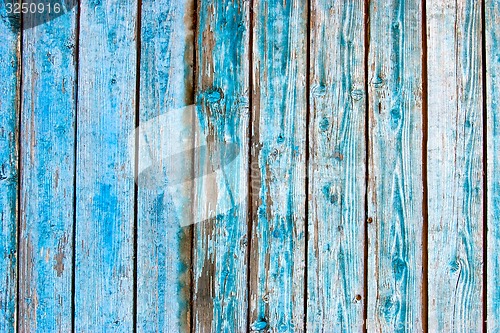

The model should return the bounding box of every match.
[307,0,366,331]
[486,0,500,331]
[19,5,77,332]
[75,0,137,330]
[192,0,250,331]
[367,0,424,331]
[0,3,19,332]
[307,0,366,332]
[427,0,484,331]
[248,0,307,331]
[136,0,194,331]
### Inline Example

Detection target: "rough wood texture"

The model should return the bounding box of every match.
[75,0,137,330]
[427,0,484,331]
[307,0,366,331]
[192,0,250,331]
[0,4,19,332]
[2,1,500,331]
[486,0,500,331]
[367,0,424,331]
[248,0,307,331]
[136,0,194,331]
[19,6,77,332]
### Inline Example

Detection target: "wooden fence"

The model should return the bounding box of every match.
[0,0,499,331]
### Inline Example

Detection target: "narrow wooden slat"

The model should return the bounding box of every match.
[366,0,424,331]
[486,0,500,330]
[307,0,366,331]
[19,5,77,332]
[136,0,194,331]
[192,0,250,331]
[427,0,484,331]
[0,4,19,332]
[75,0,137,330]
[248,0,307,331]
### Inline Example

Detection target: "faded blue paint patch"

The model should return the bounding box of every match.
[0,3,18,330]
[251,319,268,331]
[74,0,137,330]
[322,183,339,205]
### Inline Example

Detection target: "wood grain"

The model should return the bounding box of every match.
[486,0,500,331]
[192,0,250,331]
[307,0,366,331]
[0,3,19,332]
[136,0,194,331]
[367,0,424,331]
[248,0,307,331]
[427,0,484,331]
[19,5,77,332]
[75,0,137,330]
[0,2,498,331]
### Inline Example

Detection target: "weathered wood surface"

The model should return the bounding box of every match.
[486,0,500,331]
[136,0,194,331]
[75,0,137,330]
[367,0,424,332]
[248,0,307,332]
[307,0,366,331]
[427,0,484,331]
[0,3,19,332]
[192,0,250,331]
[2,0,500,331]
[19,5,77,332]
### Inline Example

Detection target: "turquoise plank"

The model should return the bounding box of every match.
[19,5,77,332]
[136,0,194,331]
[367,0,424,331]
[0,3,19,332]
[75,0,137,330]
[248,0,307,331]
[192,0,250,331]
[486,0,500,331]
[427,0,484,331]
[307,0,366,331]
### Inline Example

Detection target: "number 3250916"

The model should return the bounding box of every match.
[6,2,61,14]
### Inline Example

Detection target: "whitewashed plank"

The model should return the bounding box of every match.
[427,0,484,331]
[486,0,500,331]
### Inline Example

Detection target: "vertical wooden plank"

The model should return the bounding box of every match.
[366,0,424,331]
[0,3,19,332]
[307,0,366,331]
[75,0,137,330]
[192,0,250,331]
[427,0,483,331]
[248,0,306,331]
[19,4,77,332]
[486,0,500,331]
[136,0,194,331]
